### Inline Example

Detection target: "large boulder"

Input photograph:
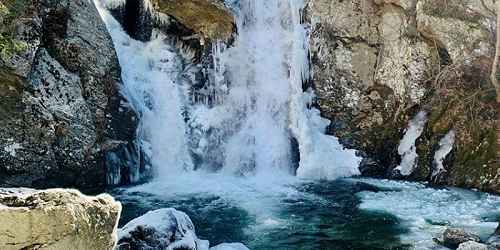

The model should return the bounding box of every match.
[117,208,250,250]
[306,0,500,193]
[117,208,209,250]
[0,0,138,190]
[0,188,121,250]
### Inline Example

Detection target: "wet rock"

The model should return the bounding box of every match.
[442,228,481,249]
[457,241,488,250]
[0,188,121,250]
[0,0,138,190]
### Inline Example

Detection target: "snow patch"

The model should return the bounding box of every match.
[3,143,22,157]
[432,130,455,179]
[395,111,428,176]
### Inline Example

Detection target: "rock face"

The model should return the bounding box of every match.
[0,188,121,250]
[153,0,235,41]
[306,0,500,193]
[0,0,138,190]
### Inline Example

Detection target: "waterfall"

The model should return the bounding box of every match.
[96,0,360,183]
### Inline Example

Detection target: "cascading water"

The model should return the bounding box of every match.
[189,0,361,179]
[97,0,360,182]
[95,2,500,249]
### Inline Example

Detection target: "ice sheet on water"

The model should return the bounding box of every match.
[354,178,500,249]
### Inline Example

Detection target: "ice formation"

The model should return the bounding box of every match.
[96,0,360,182]
[395,111,428,176]
[432,130,456,179]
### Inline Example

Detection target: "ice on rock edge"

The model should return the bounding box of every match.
[395,111,428,176]
[432,130,455,179]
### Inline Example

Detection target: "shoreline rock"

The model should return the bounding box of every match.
[0,188,121,250]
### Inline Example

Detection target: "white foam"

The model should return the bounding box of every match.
[95,1,194,182]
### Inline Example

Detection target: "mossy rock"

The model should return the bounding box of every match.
[153,0,235,41]
[0,67,24,117]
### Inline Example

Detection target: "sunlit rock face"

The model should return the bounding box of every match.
[0,188,121,250]
[153,0,235,42]
[0,0,138,190]
[306,0,499,193]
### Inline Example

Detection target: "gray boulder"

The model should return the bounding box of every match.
[442,228,481,249]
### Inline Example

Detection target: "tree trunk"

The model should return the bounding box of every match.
[491,0,500,103]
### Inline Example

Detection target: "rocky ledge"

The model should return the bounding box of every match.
[0,188,121,250]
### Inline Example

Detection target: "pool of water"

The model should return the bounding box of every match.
[111,175,500,250]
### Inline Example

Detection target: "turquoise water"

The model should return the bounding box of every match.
[112,177,500,250]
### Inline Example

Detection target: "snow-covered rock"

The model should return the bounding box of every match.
[209,243,250,250]
[456,241,488,250]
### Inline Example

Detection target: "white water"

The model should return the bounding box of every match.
[395,111,428,176]
[190,0,360,178]
[95,2,195,183]
[97,0,360,182]
[357,178,500,249]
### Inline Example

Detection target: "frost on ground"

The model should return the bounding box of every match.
[355,178,500,249]
[395,111,428,176]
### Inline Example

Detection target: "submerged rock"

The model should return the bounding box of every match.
[0,188,121,250]
[456,241,488,250]
[441,228,481,249]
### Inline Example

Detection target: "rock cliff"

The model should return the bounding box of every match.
[0,0,138,190]
[306,0,500,193]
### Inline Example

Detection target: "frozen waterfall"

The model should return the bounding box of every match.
[96,0,360,183]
